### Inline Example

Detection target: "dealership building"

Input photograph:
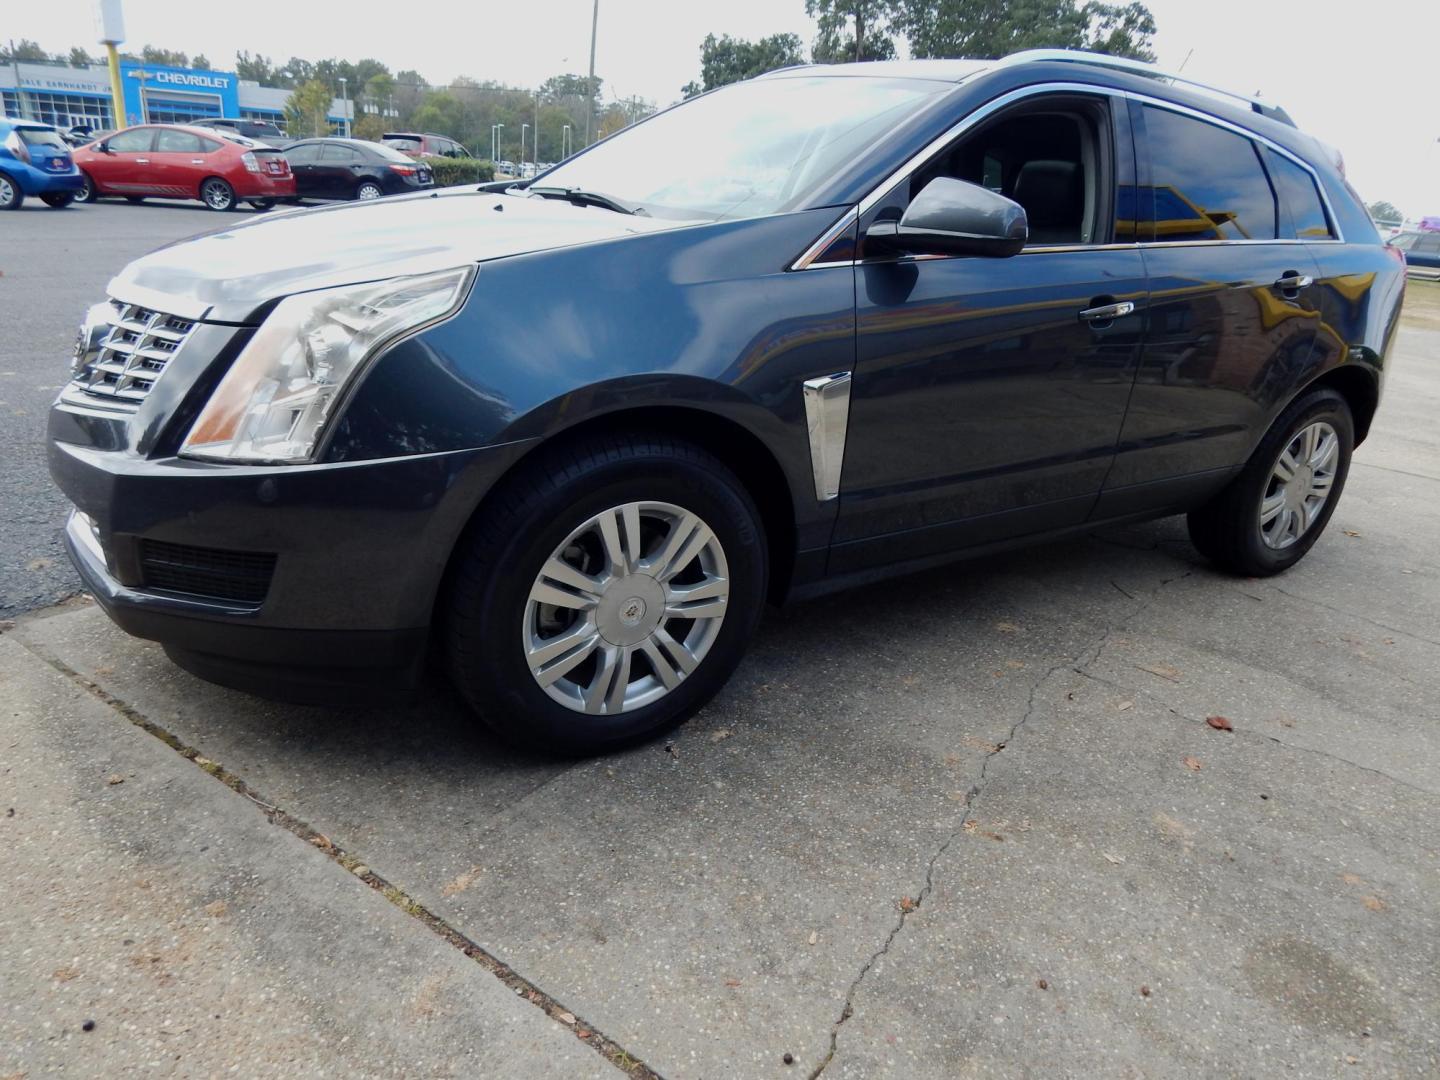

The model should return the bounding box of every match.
[1,59,352,132]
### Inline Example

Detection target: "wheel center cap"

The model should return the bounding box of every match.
[597,574,665,647]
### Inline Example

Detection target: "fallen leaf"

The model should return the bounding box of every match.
[1139,985,1151,997]
[105,774,125,785]
[1341,873,1364,887]
[576,1029,591,1039]
[1117,700,1134,712]
[26,557,53,571]
[995,621,1020,633]
[309,835,335,853]
[1363,896,1387,912]
[709,728,733,743]
[724,978,742,988]
[1102,851,1125,865]
[1205,715,1234,732]
[441,866,484,897]
[1139,662,1182,681]
[556,1011,576,1025]
[52,967,79,982]
[898,896,918,913]
[1182,756,1203,771]
[1346,1055,1359,1065]
[1005,659,1025,669]
[1343,530,1361,538]
[1036,978,1049,990]
[203,900,227,918]
[808,931,818,946]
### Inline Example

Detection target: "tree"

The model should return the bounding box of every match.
[902,0,1155,61]
[284,79,335,138]
[353,113,387,142]
[1,39,52,62]
[236,51,279,84]
[140,45,190,67]
[808,0,903,63]
[193,54,211,70]
[683,33,806,97]
[1367,200,1403,224]
[68,47,93,67]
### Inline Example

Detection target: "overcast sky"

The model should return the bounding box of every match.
[9,0,1440,215]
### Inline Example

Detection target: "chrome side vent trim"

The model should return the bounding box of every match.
[802,371,853,502]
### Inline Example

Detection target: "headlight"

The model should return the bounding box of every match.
[180,266,473,463]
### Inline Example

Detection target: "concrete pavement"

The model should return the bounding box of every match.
[2,286,1438,1077]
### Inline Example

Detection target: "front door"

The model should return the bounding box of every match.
[88,127,155,195]
[832,90,1148,573]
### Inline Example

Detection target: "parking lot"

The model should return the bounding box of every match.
[2,201,1438,1077]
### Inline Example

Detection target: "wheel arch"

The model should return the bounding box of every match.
[437,405,800,614]
[1296,362,1380,445]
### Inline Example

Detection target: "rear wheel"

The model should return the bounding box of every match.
[445,434,768,755]
[200,177,236,212]
[0,174,23,210]
[1188,388,1353,576]
[41,191,75,208]
[354,180,384,201]
[74,172,98,202]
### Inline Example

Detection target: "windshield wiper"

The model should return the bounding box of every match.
[528,186,645,216]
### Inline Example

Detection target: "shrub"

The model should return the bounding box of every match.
[421,156,496,186]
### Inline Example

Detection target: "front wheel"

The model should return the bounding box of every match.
[200,177,237,211]
[445,434,768,755]
[1188,387,1354,576]
[41,191,75,208]
[0,174,23,210]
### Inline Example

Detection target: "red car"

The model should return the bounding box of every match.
[72,124,295,211]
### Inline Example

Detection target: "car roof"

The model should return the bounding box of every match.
[1,117,59,130]
[759,59,988,83]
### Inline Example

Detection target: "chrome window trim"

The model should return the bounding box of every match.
[790,206,858,271]
[786,80,1347,271]
[802,372,853,501]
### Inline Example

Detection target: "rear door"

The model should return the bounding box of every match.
[285,141,321,196]
[317,143,361,197]
[89,127,155,194]
[150,128,211,198]
[1098,101,1326,517]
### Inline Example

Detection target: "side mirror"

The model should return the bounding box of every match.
[95,141,111,153]
[867,176,1028,259]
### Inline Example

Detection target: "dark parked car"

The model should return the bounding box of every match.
[284,138,434,201]
[49,51,1403,754]
[1387,231,1440,271]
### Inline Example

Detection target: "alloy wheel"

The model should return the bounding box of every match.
[522,501,730,715]
[0,175,16,208]
[1259,420,1339,549]
[202,180,233,210]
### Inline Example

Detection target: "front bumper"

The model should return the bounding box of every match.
[50,432,537,701]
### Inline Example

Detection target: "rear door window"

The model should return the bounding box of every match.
[1265,148,1334,239]
[286,143,320,165]
[1140,105,1277,242]
[155,129,205,153]
[18,127,68,149]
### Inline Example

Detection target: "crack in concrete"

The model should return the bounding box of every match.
[809,568,1192,1077]
[17,638,661,1080]
[1252,582,1440,649]
[1352,459,1440,485]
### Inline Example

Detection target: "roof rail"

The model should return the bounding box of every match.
[998,49,1295,126]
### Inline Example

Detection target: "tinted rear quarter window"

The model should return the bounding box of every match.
[18,128,67,148]
[1265,148,1334,239]
[1141,105,1276,242]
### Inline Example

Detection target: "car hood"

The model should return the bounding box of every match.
[108,188,692,322]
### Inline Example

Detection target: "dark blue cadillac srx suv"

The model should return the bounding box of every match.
[49,51,1404,754]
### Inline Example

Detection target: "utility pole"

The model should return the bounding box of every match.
[339,76,349,137]
[8,41,32,121]
[584,0,598,147]
[96,1,128,128]
[534,88,540,165]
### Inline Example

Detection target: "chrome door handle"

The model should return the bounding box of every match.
[135,158,150,164]
[1274,273,1313,291]
[190,159,204,164]
[1079,301,1135,322]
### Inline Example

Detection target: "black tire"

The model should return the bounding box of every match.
[74,172,98,203]
[41,191,75,208]
[125,195,145,203]
[0,173,23,210]
[199,177,237,211]
[354,180,384,201]
[249,198,276,211]
[1187,387,1353,576]
[445,433,768,756]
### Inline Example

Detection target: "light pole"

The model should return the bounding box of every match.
[338,76,349,137]
[585,0,598,147]
[562,123,572,159]
[493,124,504,171]
[521,122,529,169]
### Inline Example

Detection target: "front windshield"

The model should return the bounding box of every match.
[538,75,950,221]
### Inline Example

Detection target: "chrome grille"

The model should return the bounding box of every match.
[71,300,198,403]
